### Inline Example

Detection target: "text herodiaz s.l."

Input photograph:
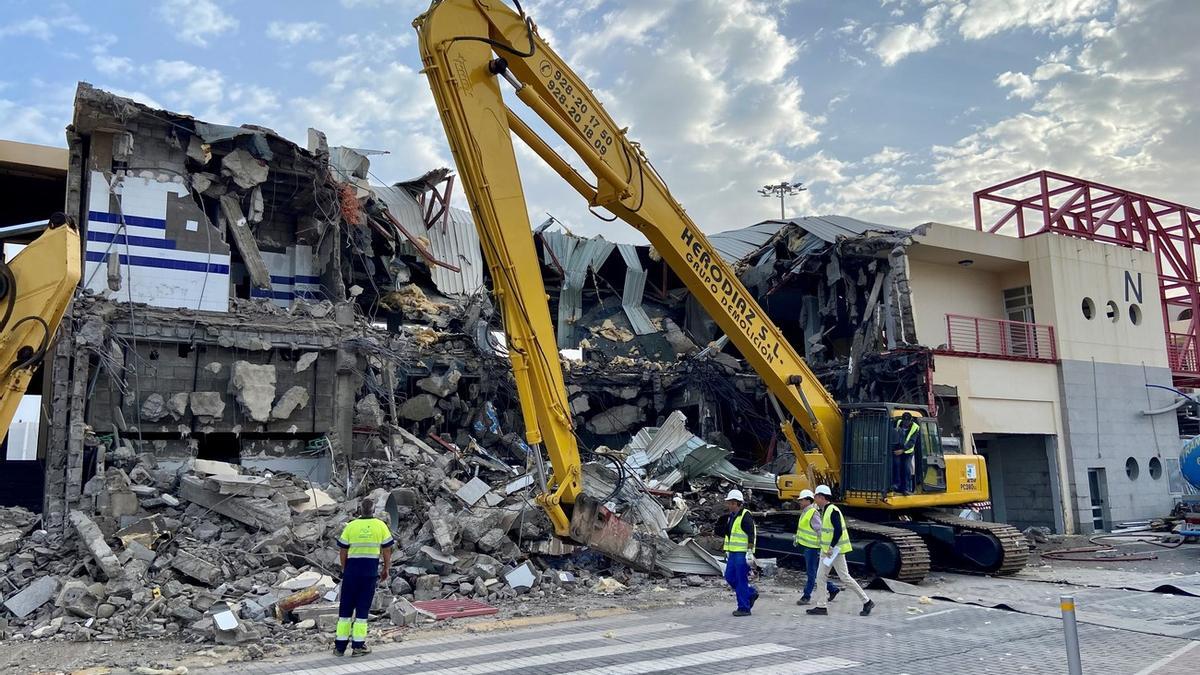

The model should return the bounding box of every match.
[680,226,784,366]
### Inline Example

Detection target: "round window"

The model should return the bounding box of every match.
[1106,301,1120,323]
[1125,457,1139,480]
[1149,456,1162,480]
[1082,298,1095,320]
[1129,304,1142,325]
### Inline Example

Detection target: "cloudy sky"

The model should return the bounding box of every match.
[0,0,1195,242]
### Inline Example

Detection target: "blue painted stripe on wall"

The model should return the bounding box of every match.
[85,251,230,274]
[86,231,177,250]
[87,211,167,230]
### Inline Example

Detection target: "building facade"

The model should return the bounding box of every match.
[908,222,1181,534]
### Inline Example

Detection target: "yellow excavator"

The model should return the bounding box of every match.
[414,0,1027,582]
[0,214,81,442]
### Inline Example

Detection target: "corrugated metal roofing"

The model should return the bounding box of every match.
[369,184,485,296]
[617,243,656,335]
[708,215,900,264]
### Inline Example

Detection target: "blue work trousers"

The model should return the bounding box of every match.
[802,546,839,599]
[724,551,756,612]
[336,571,377,650]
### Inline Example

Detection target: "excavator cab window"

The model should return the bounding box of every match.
[918,418,947,492]
[841,407,894,500]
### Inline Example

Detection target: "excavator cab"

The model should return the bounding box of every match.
[841,404,946,500]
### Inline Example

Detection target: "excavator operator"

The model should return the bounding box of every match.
[893,413,921,495]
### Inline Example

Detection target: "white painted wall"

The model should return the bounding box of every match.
[5,395,41,460]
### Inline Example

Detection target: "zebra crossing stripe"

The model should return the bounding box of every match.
[302,630,738,675]
[719,655,862,674]
[283,623,708,675]
[554,643,797,674]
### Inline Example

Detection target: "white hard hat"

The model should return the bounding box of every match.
[725,489,744,502]
[815,484,833,496]
[797,489,815,500]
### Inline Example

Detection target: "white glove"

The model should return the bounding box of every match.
[746,553,757,568]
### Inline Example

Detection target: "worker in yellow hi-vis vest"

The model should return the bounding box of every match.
[716,489,758,616]
[806,485,874,617]
[334,498,394,657]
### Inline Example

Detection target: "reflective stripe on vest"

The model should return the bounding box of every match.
[900,421,919,455]
[724,509,751,552]
[339,518,390,559]
[820,504,852,554]
[794,505,820,549]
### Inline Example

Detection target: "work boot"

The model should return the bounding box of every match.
[332,649,346,658]
[796,596,811,606]
[860,600,875,616]
[827,587,841,602]
[749,590,759,608]
[732,609,752,617]
[351,646,372,657]
[806,607,828,615]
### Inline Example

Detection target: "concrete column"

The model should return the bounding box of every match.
[332,302,360,461]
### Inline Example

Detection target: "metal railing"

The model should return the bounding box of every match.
[943,314,1057,362]
[1167,332,1199,375]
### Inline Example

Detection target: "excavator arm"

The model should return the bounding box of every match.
[0,214,81,442]
[414,0,840,535]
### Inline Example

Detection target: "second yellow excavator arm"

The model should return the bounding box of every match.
[415,0,842,534]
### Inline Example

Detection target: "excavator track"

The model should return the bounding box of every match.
[846,518,931,585]
[917,511,1029,576]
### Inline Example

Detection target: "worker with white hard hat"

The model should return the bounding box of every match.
[808,485,874,616]
[716,488,758,616]
[793,488,840,605]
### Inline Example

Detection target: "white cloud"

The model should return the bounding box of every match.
[158,0,238,47]
[819,0,1199,228]
[873,22,941,65]
[0,14,88,41]
[865,147,909,165]
[267,21,325,45]
[0,98,64,146]
[93,55,133,76]
[867,0,1113,66]
[995,71,1038,99]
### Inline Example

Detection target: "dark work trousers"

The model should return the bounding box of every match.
[802,546,839,599]
[892,452,914,494]
[724,551,757,612]
[336,569,378,651]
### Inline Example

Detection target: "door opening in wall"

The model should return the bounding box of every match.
[1087,468,1110,532]
[195,433,242,464]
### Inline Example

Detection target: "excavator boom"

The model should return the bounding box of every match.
[414,0,841,528]
[414,0,1026,579]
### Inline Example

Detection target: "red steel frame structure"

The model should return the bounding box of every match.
[973,170,1200,386]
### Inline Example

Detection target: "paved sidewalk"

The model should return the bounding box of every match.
[205,587,1200,674]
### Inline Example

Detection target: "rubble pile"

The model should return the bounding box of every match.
[2,414,751,647]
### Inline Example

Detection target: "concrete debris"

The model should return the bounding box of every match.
[355,394,386,428]
[3,576,59,619]
[585,404,644,435]
[229,361,277,423]
[189,392,226,419]
[221,148,269,189]
[68,510,125,580]
[271,385,310,420]
[294,351,319,373]
[417,368,462,398]
[398,393,440,421]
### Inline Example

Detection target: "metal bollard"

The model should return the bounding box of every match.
[1061,594,1083,675]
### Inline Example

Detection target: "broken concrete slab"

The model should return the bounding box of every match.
[56,580,101,618]
[140,393,170,422]
[69,510,125,580]
[190,459,240,476]
[3,576,59,619]
[115,514,171,549]
[398,393,439,421]
[178,474,292,530]
[220,148,268,189]
[172,550,222,586]
[205,474,273,498]
[271,385,309,420]
[228,361,277,423]
[455,477,491,506]
[355,394,385,427]
[585,404,644,435]
[219,194,271,290]
[166,392,189,418]
[189,391,226,419]
[417,368,461,398]
[294,351,319,373]
[413,574,441,601]
[388,597,420,626]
